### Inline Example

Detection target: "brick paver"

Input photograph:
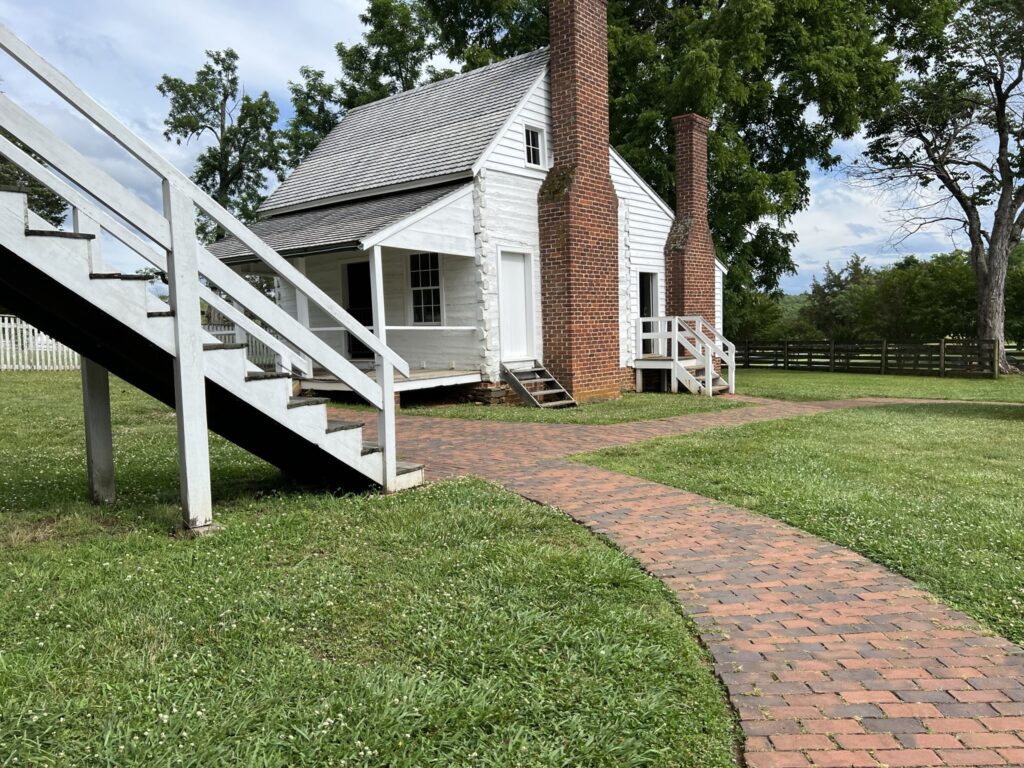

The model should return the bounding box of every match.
[340,396,1024,767]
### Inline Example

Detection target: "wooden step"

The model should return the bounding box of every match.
[287,396,329,409]
[25,229,95,240]
[533,387,568,396]
[326,419,363,433]
[539,399,576,408]
[89,272,151,281]
[362,442,382,456]
[245,371,291,382]
[203,343,247,351]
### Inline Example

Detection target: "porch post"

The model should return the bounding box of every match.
[163,181,213,530]
[369,245,397,492]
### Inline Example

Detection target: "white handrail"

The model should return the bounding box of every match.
[635,315,735,396]
[678,316,736,394]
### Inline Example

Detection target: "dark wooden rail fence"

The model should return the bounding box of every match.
[738,339,999,378]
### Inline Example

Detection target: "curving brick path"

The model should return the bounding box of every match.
[342,396,1024,767]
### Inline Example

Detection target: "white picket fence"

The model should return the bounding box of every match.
[0,315,80,371]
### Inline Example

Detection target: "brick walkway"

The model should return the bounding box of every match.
[341,397,1024,767]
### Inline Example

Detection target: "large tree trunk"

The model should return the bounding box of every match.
[976,240,1014,373]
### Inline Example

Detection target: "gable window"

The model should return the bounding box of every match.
[524,126,544,167]
[409,252,442,324]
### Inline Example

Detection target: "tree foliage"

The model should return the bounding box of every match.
[284,0,454,165]
[778,249,1024,343]
[859,0,1024,368]
[419,0,949,299]
[157,49,285,241]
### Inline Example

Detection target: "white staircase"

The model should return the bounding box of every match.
[0,26,422,532]
[634,316,736,396]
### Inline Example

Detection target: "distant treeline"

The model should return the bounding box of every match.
[726,248,1024,343]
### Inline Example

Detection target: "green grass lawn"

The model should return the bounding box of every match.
[396,392,743,425]
[0,372,739,767]
[735,368,1024,402]
[577,402,1024,644]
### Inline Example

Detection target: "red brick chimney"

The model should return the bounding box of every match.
[538,0,621,402]
[665,113,716,322]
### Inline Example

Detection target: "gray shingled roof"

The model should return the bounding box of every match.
[259,48,549,215]
[208,183,469,261]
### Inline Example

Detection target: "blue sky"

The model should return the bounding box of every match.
[0,0,959,292]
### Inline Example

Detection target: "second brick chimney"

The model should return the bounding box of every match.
[665,113,716,322]
[538,0,621,402]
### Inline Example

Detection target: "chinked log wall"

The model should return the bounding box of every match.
[738,338,1000,378]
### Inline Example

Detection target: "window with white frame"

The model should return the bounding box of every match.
[409,252,442,324]
[524,126,544,167]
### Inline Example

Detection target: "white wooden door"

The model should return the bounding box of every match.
[499,251,532,361]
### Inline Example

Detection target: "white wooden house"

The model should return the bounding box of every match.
[211,43,732,402]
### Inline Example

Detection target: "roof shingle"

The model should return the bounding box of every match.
[208,182,470,261]
[259,49,549,215]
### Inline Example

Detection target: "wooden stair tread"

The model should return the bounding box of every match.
[89,272,150,281]
[25,228,95,240]
[203,343,246,351]
[287,396,329,409]
[502,360,577,409]
[326,419,363,433]
[245,371,291,382]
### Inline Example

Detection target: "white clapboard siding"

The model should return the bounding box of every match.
[0,315,80,371]
[610,150,674,366]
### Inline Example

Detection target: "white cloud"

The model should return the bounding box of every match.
[0,2,966,291]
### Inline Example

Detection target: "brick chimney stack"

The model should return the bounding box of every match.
[538,0,621,402]
[665,113,716,322]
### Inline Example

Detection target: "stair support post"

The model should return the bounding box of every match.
[71,208,116,503]
[163,182,213,530]
[369,245,397,492]
[80,357,116,504]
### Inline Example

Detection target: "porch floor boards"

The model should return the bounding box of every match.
[301,367,483,393]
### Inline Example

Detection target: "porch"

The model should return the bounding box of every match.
[230,244,486,394]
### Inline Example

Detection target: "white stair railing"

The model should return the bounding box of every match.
[635,316,736,395]
[0,25,409,508]
[678,316,736,394]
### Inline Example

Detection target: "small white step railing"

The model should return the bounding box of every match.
[678,315,736,394]
[0,25,409,496]
[636,316,735,395]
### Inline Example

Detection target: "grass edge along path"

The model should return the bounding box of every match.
[0,371,741,766]
[735,368,1024,402]
[575,401,1024,645]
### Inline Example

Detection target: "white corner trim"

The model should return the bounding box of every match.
[360,184,475,250]
[609,147,675,220]
[715,258,728,274]
[471,68,549,176]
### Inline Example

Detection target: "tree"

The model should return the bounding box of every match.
[802,255,879,341]
[284,66,344,167]
[858,0,1024,370]
[418,0,950,301]
[284,0,451,166]
[336,0,449,109]
[157,49,285,241]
